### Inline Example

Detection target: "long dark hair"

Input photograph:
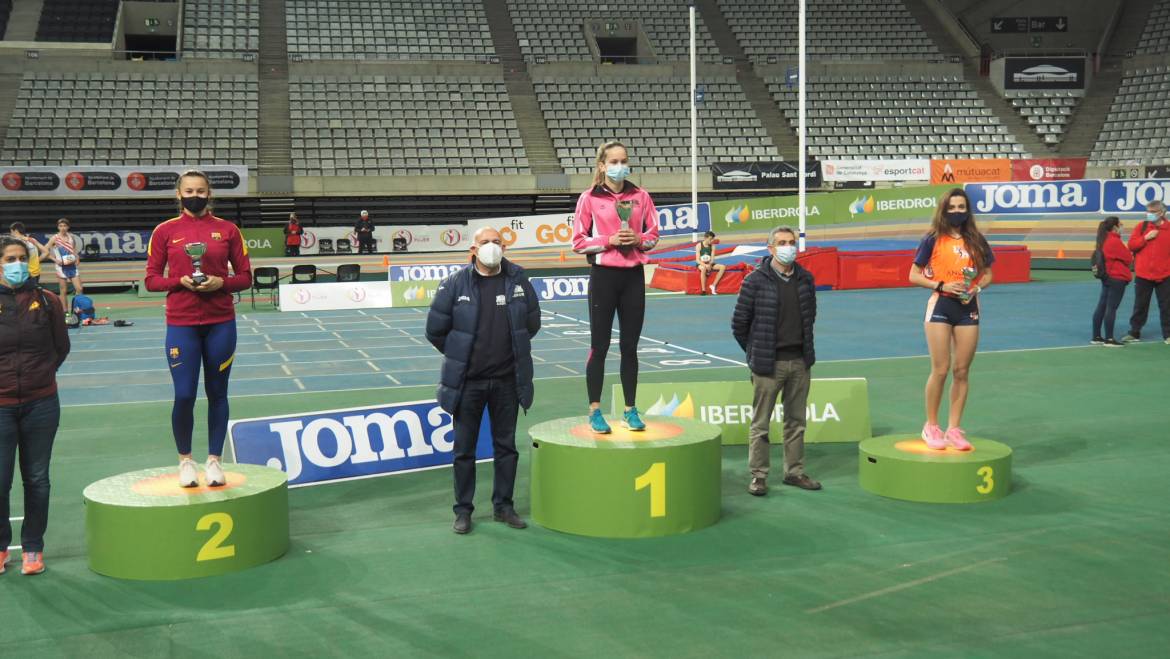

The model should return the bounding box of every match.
[1096,216,1120,250]
[929,188,989,269]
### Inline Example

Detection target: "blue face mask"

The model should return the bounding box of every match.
[774,245,798,265]
[3,261,29,287]
[1146,212,1160,221]
[606,164,631,182]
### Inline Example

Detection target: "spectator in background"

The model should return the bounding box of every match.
[696,231,727,295]
[731,225,821,496]
[283,213,303,257]
[0,235,70,576]
[1122,200,1170,344]
[1091,217,1133,347]
[44,219,83,309]
[8,223,47,286]
[355,210,376,254]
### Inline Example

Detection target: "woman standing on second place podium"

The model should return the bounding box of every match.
[572,140,660,434]
[145,170,252,488]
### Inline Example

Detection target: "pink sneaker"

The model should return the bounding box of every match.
[944,427,972,451]
[921,423,946,450]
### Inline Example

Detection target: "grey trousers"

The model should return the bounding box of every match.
[748,358,810,479]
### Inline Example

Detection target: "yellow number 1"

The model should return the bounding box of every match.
[976,466,994,494]
[196,512,237,562]
[634,462,666,518]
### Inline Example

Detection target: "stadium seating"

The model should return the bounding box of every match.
[182,0,259,58]
[1006,90,1080,146]
[286,0,495,61]
[507,0,722,63]
[1090,66,1170,166]
[0,72,259,168]
[1135,0,1170,54]
[767,75,1025,159]
[536,76,779,173]
[718,0,942,63]
[289,76,529,176]
[36,0,119,43]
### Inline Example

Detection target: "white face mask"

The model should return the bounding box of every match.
[476,242,503,268]
[773,245,797,265]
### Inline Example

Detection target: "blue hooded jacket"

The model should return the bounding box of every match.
[425,259,541,414]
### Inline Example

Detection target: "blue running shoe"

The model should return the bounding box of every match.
[623,407,646,431]
[589,409,612,434]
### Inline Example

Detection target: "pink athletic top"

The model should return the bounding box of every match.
[572,182,660,267]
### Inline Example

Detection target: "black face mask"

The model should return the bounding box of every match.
[945,211,969,227]
[182,196,209,215]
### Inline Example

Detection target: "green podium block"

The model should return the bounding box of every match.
[529,416,722,538]
[859,435,1012,504]
[84,464,289,580]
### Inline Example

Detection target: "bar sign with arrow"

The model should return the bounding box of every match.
[1030,16,1068,32]
[991,16,1066,33]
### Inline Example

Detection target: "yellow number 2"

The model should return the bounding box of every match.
[976,466,994,495]
[196,512,237,562]
[634,462,666,518]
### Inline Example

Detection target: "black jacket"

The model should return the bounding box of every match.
[731,256,817,374]
[0,283,70,405]
[425,259,541,414]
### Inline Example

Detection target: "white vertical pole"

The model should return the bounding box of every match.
[690,3,698,230]
[797,0,807,251]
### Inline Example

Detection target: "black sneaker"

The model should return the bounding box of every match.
[493,508,527,529]
[1103,338,1124,347]
[1090,336,1105,345]
[1121,334,1140,343]
[453,513,472,534]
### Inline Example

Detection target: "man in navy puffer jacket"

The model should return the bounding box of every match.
[426,227,541,534]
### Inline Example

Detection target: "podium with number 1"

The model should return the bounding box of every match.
[529,417,722,538]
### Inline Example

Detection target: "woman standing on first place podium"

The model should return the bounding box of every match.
[908,188,994,452]
[145,170,252,487]
[572,141,660,433]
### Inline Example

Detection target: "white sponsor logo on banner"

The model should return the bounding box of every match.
[278,282,394,311]
[821,159,930,182]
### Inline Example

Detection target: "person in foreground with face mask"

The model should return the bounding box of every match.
[0,235,70,576]
[908,188,995,451]
[144,170,252,488]
[571,140,660,434]
[1121,200,1170,344]
[731,226,820,496]
[425,227,541,534]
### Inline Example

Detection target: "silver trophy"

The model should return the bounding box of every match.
[616,200,633,252]
[185,242,208,286]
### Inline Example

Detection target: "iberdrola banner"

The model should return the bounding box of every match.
[613,379,871,444]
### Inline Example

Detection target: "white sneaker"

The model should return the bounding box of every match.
[205,458,226,487]
[178,458,199,487]
[710,285,718,295]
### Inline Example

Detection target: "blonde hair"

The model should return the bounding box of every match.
[591,140,627,188]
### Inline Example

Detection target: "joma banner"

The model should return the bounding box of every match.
[613,379,871,444]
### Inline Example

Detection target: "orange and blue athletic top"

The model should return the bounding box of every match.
[913,233,994,297]
[145,211,252,326]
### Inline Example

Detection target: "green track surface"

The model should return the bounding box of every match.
[3,341,1169,657]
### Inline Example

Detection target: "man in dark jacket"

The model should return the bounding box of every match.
[354,210,375,254]
[425,227,541,534]
[731,225,821,496]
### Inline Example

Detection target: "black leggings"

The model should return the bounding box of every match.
[586,265,645,407]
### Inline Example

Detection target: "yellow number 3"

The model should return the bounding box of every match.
[976,466,994,494]
[196,512,237,562]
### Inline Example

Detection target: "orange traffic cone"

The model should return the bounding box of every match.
[1056,248,1065,259]
[558,250,566,263]
[382,255,390,267]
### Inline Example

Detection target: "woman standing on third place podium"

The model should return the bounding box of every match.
[908,188,994,452]
[145,170,252,488]
[572,140,660,433]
